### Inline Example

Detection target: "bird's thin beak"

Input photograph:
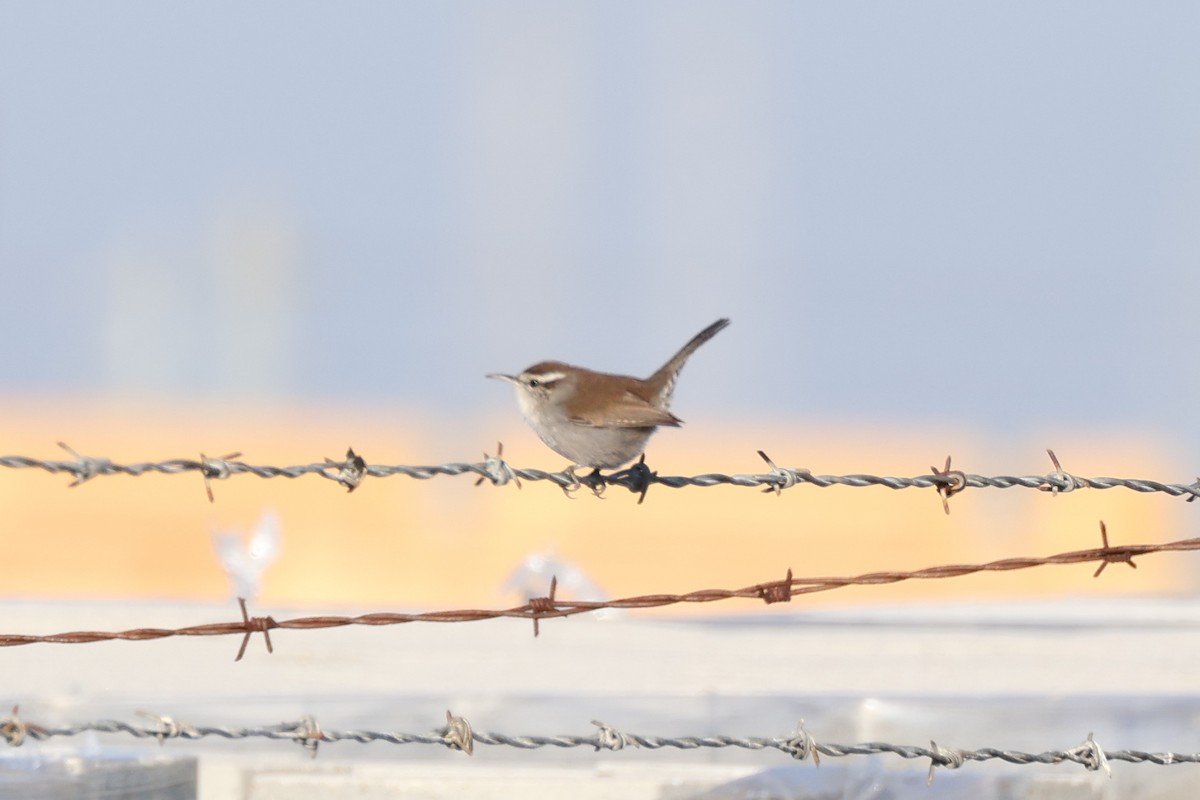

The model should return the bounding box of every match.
[486,373,517,384]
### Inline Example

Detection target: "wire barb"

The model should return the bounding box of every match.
[591,719,637,751]
[528,576,558,637]
[324,447,367,492]
[475,442,521,489]
[136,711,195,744]
[234,597,277,661]
[56,441,111,487]
[927,740,965,785]
[782,720,820,765]
[0,706,39,747]
[282,715,324,758]
[612,454,655,504]
[1072,732,1112,777]
[442,710,474,755]
[1041,449,1087,495]
[200,451,242,503]
[757,450,802,495]
[1093,521,1138,578]
[758,568,793,605]
[930,455,967,514]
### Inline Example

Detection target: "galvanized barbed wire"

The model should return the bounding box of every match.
[0,523,1182,653]
[3,444,1197,505]
[0,709,1190,777]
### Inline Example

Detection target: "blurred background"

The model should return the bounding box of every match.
[2,1,1199,607]
[6,4,1200,797]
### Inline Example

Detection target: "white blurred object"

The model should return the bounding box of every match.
[501,551,621,621]
[211,510,282,600]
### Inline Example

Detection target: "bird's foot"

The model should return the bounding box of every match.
[560,465,582,498]
[579,467,607,498]
[560,465,606,499]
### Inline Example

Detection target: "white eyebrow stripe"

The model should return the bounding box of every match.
[525,371,566,383]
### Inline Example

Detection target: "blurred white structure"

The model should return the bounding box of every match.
[501,550,621,621]
[211,510,282,600]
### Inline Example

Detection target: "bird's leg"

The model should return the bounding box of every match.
[560,464,583,498]
[578,466,607,498]
[561,464,606,498]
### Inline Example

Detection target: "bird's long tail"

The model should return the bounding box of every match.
[649,318,730,404]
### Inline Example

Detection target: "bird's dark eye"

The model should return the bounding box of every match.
[528,379,541,388]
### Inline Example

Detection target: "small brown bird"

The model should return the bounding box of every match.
[488,319,730,468]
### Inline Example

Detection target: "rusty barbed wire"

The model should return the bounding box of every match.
[0,709,1188,777]
[3,444,1199,505]
[0,523,1186,653]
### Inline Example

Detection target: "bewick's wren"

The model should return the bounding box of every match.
[488,318,730,468]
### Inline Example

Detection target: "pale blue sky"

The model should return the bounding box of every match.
[3,2,1199,444]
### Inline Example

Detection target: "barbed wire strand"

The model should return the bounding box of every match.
[0,710,1183,777]
[0,523,1181,654]
[4,445,1197,507]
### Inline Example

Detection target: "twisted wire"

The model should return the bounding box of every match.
[3,445,1199,501]
[3,713,1196,772]
[0,529,1185,650]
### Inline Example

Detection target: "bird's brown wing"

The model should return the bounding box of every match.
[568,391,683,429]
